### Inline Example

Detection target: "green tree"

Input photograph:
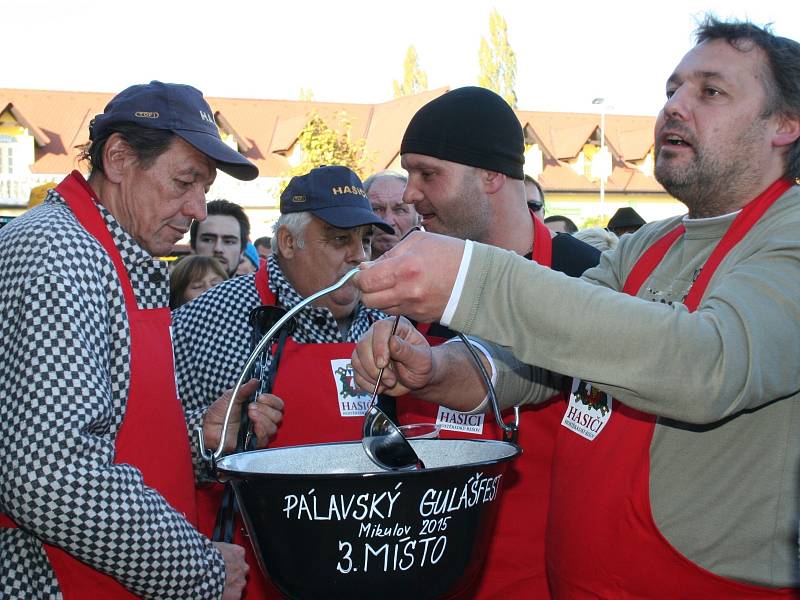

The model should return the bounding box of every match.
[281,111,374,192]
[477,9,518,108]
[393,45,429,98]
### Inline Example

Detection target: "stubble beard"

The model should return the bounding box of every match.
[438,177,492,242]
[655,124,766,218]
[655,146,729,216]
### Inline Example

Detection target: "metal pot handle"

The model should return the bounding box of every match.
[197,267,362,465]
[457,333,520,444]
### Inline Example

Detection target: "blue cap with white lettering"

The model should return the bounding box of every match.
[89,81,258,181]
[280,165,393,233]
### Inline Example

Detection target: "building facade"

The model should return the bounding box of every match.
[0,87,682,238]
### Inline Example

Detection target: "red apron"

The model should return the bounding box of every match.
[548,179,798,598]
[397,212,561,599]
[0,171,198,599]
[196,261,370,598]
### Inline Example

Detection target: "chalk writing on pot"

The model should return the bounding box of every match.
[280,470,505,575]
[336,536,447,573]
[419,472,503,516]
[283,482,403,521]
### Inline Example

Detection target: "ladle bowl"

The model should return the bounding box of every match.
[362,403,425,471]
[361,315,425,472]
[217,438,520,600]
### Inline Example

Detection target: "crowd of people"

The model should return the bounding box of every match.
[167,191,634,310]
[1,16,799,600]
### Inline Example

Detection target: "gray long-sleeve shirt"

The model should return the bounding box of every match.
[449,185,800,587]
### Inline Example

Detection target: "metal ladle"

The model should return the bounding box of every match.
[361,315,425,471]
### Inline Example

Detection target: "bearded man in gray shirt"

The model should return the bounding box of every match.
[352,17,800,597]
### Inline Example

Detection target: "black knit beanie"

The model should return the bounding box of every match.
[401,86,525,180]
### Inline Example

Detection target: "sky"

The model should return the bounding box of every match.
[5,0,800,117]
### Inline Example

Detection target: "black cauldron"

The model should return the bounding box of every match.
[217,438,520,599]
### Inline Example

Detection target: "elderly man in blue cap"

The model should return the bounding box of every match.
[171,164,392,599]
[0,81,275,599]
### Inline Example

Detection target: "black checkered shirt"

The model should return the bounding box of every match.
[173,254,385,430]
[0,191,224,599]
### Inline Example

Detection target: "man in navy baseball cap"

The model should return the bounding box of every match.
[267,164,392,321]
[0,79,270,600]
[90,80,258,181]
[280,165,392,232]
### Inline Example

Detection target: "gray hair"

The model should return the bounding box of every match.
[271,212,313,256]
[363,170,408,195]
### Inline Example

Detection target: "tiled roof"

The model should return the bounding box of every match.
[361,87,450,172]
[0,89,111,175]
[604,115,656,161]
[1,103,50,146]
[0,86,662,194]
[208,97,375,176]
[518,111,601,160]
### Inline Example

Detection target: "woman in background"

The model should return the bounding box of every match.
[169,255,228,310]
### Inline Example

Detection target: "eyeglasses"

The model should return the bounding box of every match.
[527,201,544,212]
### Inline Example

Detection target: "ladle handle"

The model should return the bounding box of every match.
[197,267,362,463]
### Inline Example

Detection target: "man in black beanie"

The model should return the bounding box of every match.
[402,86,526,178]
[399,86,597,271]
[362,86,599,599]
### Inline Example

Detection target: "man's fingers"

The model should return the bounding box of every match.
[352,317,402,392]
[351,352,375,392]
[219,378,259,407]
[353,263,398,294]
[370,318,400,369]
[352,349,401,394]
[352,358,399,394]
[353,232,464,321]
[389,335,427,377]
[354,259,415,313]
[236,378,259,402]
[352,327,379,381]
[207,379,265,450]
[388,333,412,360]
[256,393,284,411]
[352,316,426,395]
[359,293,405,315]
[385,330,435,391]
[246,394,284,446]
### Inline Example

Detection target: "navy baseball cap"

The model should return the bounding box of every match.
[89,81,258,181]
[280,166,393,233]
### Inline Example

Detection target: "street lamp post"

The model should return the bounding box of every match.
[592,97,608,221]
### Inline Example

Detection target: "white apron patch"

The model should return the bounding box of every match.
[436,406,484,434]
[330,359,371,417]
[561,378,613,441]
